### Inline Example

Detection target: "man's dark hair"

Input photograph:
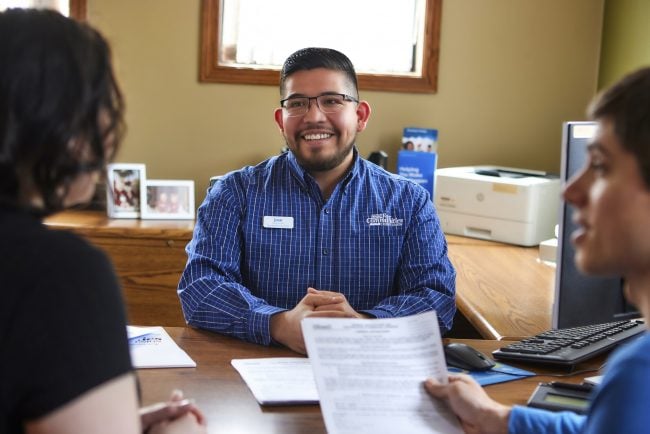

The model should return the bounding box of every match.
[588,67,650,187]
[0,8,124,213]
[279,47,359,98]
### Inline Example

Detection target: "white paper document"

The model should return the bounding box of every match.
[127,326,196,368]
[231,358,319,405]
[302,312,462,434]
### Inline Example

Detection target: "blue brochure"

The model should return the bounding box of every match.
[402,127,438,152]
[397,150,438,197]
[448,362,535,386]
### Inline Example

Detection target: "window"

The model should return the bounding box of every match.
[0,0,85,19]
[200,0,442,93]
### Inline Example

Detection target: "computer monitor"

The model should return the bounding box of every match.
[552,121,640,329]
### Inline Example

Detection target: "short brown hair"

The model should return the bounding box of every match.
[588,67,650,187]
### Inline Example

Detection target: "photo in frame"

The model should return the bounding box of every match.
[141,179,195,220]
[106,163,146,218]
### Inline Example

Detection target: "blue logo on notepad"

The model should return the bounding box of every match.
[128,332,162,345]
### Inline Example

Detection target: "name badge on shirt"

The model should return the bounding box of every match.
[263,216,294,229]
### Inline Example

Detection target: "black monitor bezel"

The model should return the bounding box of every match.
[552,121,639,329]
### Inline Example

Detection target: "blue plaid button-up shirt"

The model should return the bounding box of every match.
[178,150,456,345]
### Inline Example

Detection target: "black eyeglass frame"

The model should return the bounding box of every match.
[279,92,359,116]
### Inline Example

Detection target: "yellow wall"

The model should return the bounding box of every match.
[599,0,650,89]
[88,0,603,205]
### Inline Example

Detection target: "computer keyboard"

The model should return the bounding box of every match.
[492,319,646,366]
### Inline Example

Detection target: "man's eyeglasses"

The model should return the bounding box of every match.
[280,93,359,117]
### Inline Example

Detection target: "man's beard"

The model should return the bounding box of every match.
[289,138,355,173]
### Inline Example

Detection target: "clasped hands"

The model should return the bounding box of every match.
[270,287,370,354]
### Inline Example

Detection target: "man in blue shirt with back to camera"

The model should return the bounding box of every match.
[178,47,456,354]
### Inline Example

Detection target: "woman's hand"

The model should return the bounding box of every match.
[140,390,206,434]
[424,374,511,434]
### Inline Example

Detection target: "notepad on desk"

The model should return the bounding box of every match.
[127,326,196,368]
[231,358,318,405]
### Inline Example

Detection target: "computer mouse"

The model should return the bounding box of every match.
[444,343,496,371]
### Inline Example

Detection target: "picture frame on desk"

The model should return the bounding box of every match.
[141,179,195,220]
[106,163,146,218]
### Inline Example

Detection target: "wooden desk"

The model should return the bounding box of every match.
[138,327,602,434]
[44,210,193,326]
[44,211,557,339]
[446,235,556,340]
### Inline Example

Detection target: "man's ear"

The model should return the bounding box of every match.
[356,101,371,132]
[274,108,285,132]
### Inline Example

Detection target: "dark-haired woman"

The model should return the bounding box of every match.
[0,8,205,434]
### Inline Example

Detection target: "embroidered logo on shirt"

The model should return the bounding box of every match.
[366,213,404,227]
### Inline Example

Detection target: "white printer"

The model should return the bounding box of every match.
[434,166,560,246]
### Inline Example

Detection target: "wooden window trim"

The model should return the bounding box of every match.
[70,0,86,20]
[199,0,442,93]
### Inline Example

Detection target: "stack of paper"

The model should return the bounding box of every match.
[127,326,196,369]
[230,312,528,433]
[231,358,318,405]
